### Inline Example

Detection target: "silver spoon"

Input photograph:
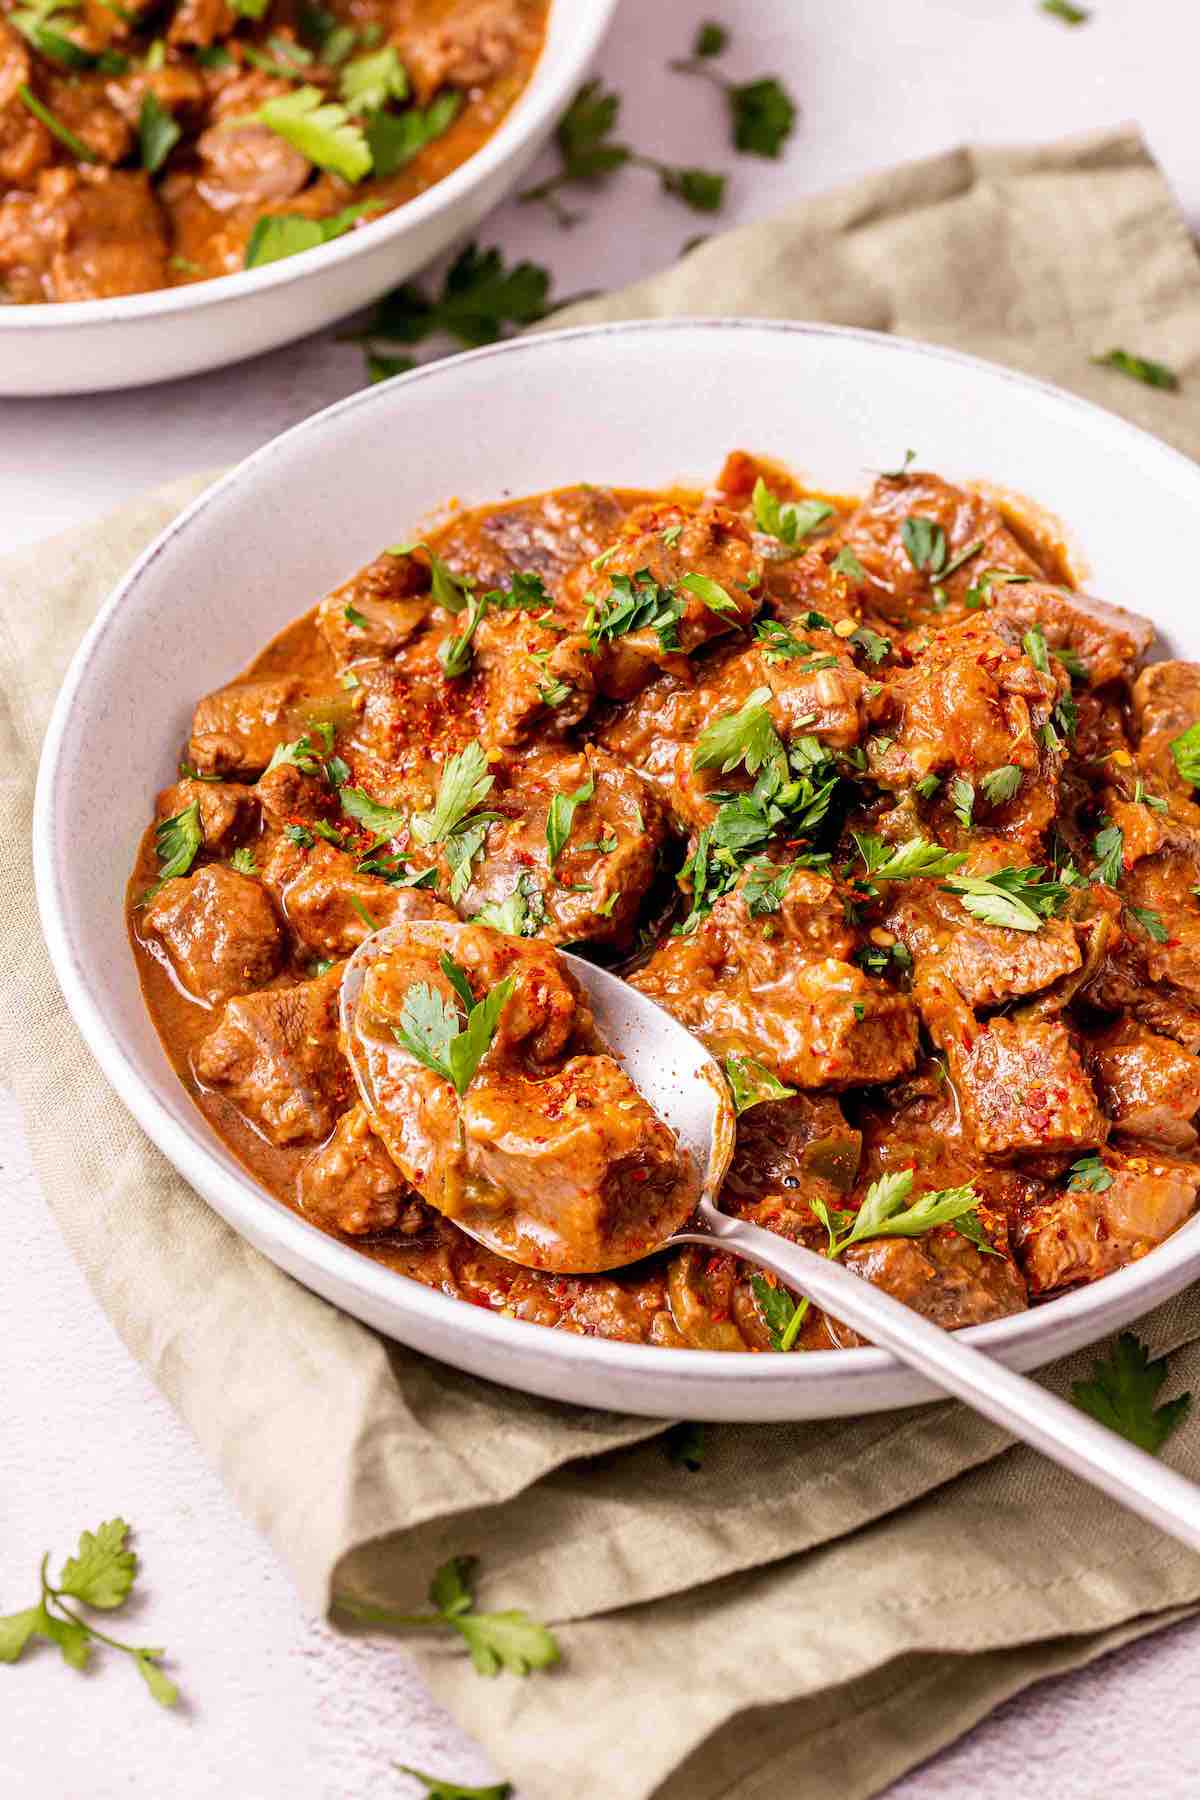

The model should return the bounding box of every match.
[342,922,1200,1553]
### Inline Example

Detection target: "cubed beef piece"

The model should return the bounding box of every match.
[42,73,133,165]
[1133,660,1200,743]
[192,964,349,1144]
[297,1105,429,1237]
[1086,960,1200,1056]
[839,471,1045,618]
[1016,1151,1200,1293]
[412,744,666,949]
[760,547,859,629]
[940,916,1082,1010]
[866,615,1060,797]
[103,64,208,132]
[433,486,629,592]
[315,552,431,665]
[987,580,1154,687]
[27,165,167,301]
[471,610,596,745]
[950,1015,1108,1157]
[1120,855,1200,1003]
[1086,1019,1200,1150]
[195,115,309,209]
[270,841,455,958]
[141,866,283,1006]
[632,873,918,1090]
[189,675,311,776]
[557,502,763,698]
[722,1093,863,1213]
[460,1055,685,1270]
[841,1218,1028,1331]
[155,777,254,856]
[399,0,528,101]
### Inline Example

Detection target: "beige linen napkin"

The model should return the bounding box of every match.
[4,125,1200,1800]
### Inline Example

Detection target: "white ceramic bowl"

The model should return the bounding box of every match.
[34,320,1200,1419]
[0,0,617,397]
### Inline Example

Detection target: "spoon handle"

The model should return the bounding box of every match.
[686,1202,1200,1553]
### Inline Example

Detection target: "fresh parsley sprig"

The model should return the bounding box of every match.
[397,1769,511,1800]
[853,833,966,884]
[757,1169,989,1352]
[1091,348,1180,392]
[138,799,203,904]
[546,771,595,866]
[335,1555,558,1677]
[1169,721,1200,788]
[354,242,552,372]
[394,956,514,1096]
[1072,1332,1192,1452]
[942,863,1073,933]
[751,477,833,547]
[692,687,783,776]
[669,23,797,158]
[0,1519,178,1707]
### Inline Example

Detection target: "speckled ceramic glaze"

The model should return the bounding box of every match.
[33,321,1200,1418]
[0,0,618,397]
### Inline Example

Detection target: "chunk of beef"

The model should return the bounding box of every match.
[315,553,431,665]
[4,166,168,302]
[141,866,283,1006]
[433,486,630,592]
[722,1093,863,1214]
[1120,853,1200,1003]
[557,502,764,699]
[471,610,597,745]
[1086,1019,1200,1150]
[412,745,666,949]
[298,1105,429,1236]
[1130,662,1200,815]
[42,73,133,165]
[632,873,919,1090]
[155,777,255,856]
[195,74,310,210]
[167,0,235,46]
[839,471,1045,619]
[946,1011,1108,1158]
[987,580,1154,687]
[192,964,349,1145]
[885,879,1082,1009]
[399,0,528,102]
[839,1220,1028,1334]
[1016,1151,1200,1293]
[1085,959,1200,1056]
[0,23,51,189]
[266,840,455,958]
[189,675,315,776]
[103,64,208,133]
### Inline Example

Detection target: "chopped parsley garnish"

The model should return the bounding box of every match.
[853,834,966,883]
[472,871,548,937]
[741,856,798,916]
[980,764,1023,806]
[751,477,833,546]
[763,1169,987,1352]
[1041,0,1089,21]
[670,34,796,158]
[1091,348,1179,392]
[439,592,489,678]
[355,241,550,355]
[950,776,975,830]
[138,92,180,174]
[393,959,515,1096]
[754,619,812,663]
[692,687,782,776]
[335,1554,558,1678]
[1022,624,1050,673]
[850,625,890,664]
[339,44,407,112]
[139,800,202,902]
[251,85,371,182]
[585,570,684,652]
[545,771,594,866]
[900,515,947,575]
[1169,721,1200,788]
[339,785,407,839]
[397,1769,511,1800]
[1068,1152,1113,1193]
[411,741,496,846]
[1091,821,1125,888]
[943,863,1073,932]
[264,733,323,777]
[229,847,258,875]
[680,570,739,615]
[244,200,377,269]
[1071,1332,1192,1454]
[0,1517,178,1707]
[723,1052,796,1113]
[831,545,866,580]
[17,84,98,161]
[366,89,461,179]
[389,540,471,612]
[1126,905,1168,943]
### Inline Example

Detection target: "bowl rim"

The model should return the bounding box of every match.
[33,316,1200,1400]
[0,0,619,332]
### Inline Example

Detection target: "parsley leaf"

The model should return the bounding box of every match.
[336,1555,558,1678]
[366,88,461,178]
[831,545,866,580]
[943,864,1072,932]
[138,91,179,174]
[728,76,796,156]
[229,847,258,875]
[393,968,514,1096]
[980,764,1022,806]
[900,515,947,574]
[1127,904,1169,943]
[1071,1332,1192,1453]
[264,732,322,776]
[359,241,550,350]
[439,591,490,678]
[1169,721,1200,788]
[251,85,371,181]
[140,799,202,902]
[546,772,594,866]
[518,78,630,222]
[724,1052,796,1113]
[1091,348,1179,392]
[472,870,547,937]
[692,686,782,775]
[411,742,495,846]
[750,1272,796,1350]
[0,1519,178,1705]
[950,776,975,831]
[585,570,684,651]
[339,785,408,839]
[388,540,471,612]
[754,618,811,663]
[244,200,376,268]
[695,21,728,55]
[680,570,739,614]
[853,833,966,882]
[396,1769,512,1800]
[850,626,890,665]
[1041,0,1090,20]
[1068,1152,1114,1194]
[1091,821,1125,888]
[751,477,832,546]
[339,44,406,112]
